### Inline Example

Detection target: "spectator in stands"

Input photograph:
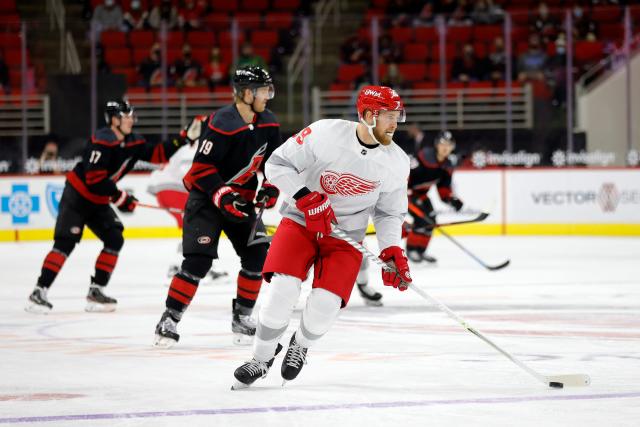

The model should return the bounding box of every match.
[340,35,370,65]
[387,0,419,27]
[518,34,548,82]
[447,4,473,26]
[171,44,203,88]
[415,2,435,26]
[452,43,487,82]
[378,34,402,64]
[487,36,507,81]
[39,140,60,174]
[471,0,503,25]
[572,6,598,41]
[204,47,229,90]
[405,123,426,153]
[233,42,267,73]
[435,0,459,16]
[138,43,163,89]
[530,2,558,43]
[92,0,124,35]
[177,0,205,32]
[0,51,9,94]
[149,0,179,30]
[548,34,567,107]
[123,0,150,31]
[380,62,407,90]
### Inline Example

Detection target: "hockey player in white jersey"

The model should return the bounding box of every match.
[147,116,228,282]
[232,85,413,388]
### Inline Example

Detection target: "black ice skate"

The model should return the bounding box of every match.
[153,309,181,349]
[357,282,383,307]
[232,299,256,346]
[281,333,308,385]
[407,249,437,264]
[25,285,53,314]
[85,282,117,312]
[231,343,283,390]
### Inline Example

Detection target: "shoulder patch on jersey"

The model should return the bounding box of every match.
[92,128,119,146]
[208,104,248,135]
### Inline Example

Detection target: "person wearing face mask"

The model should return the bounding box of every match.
[204,47,229,89]
[123,0,149,31]
[170,44,203,88]
[138,43,162,88]
[148,0,178,30]
[231,86,412,389]
[92,0,124,35]
[153,66,282,349]
[26,100,193,314]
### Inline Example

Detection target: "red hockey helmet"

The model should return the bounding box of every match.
[356,85,406,123]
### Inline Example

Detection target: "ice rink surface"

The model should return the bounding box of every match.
[1,235,639,426]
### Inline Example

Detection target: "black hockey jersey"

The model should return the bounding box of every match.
[67,127,184,204]
[183,104,282,201]
[408,146,455,202]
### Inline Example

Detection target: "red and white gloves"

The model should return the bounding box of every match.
[379,246,412,291]
[255,182,279,209]
[295,191,337,235]
[180,115,207,146]
[212,186,251,223]
[112,190,138,213]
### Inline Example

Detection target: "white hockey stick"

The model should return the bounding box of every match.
[332,228,591,389]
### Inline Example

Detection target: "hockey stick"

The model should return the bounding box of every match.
[247,204,271,246]
[137,202,184,214]
[408,203,489,228]
[332,228,590,389]
[409,203,509,271]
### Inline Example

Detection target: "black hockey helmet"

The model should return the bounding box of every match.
[232,66,275,100]
[104,99,135,125]
[434,130,456,148]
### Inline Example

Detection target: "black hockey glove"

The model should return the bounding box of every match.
[255,182,279,209]
[212,186,252,223]
[444,196,464,212]
[112,190,138,213]
[180,115,207,146]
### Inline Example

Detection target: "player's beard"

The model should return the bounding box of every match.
[373,126,394,145]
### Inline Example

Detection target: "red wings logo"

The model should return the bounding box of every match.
[320,171,380,196]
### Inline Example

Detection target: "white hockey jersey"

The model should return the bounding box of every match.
[147,144,197,195]
[265,119,410,251]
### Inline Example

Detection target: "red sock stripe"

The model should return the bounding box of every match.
[237,274,262,301]
[407,232,430,248]
[42,251,67,273]
[95,251,118,273]
[169,276,198,300]
[168,289,191,305]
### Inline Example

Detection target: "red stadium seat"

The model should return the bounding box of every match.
[129,30,155,48]
[166,31,184,48]
[264,12,294,30]
[251,30,279,48]
[446,81,466,98]
[273,0,301,11]
[113,67,138,85]
[430,43,457,62]
[191,48,210,65]
[218,31,246,47]
[397,63,427,82]
[101,30,127,48]
[167,48,181,63]
[203,13,229,28]
[389,27,413,44]
[447,26,472,43]
[414,27,438,43]
[241,0,269,11]
[104,48,132,67]
[213,85,233,97]
[133,48,150,64]
[428,62,452,81]
[473,41,488,58]
[403,43,429,62]
[599,24,624,42]
[0,33,21,48]
[467,81,494,98]
[412,81,438,99]
[254,47,272,63]
[510,27,529,43]
[3,49,29,67]
[336,63,366,82]
[236,12,263,30]
[591,6,622,23]
[574,41,604,64]
[211,0,239,13]
[187,31,215,48]
[473,25,503,42]
[0,0,16,13]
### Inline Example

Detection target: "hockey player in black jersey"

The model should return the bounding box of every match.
[26,100,192,314]
[154,66,282,348]
[406,130,464,263]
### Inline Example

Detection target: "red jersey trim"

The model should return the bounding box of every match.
[257,123,280,128]
[125,139,146,148]
[66,171,111,204]
[91,135,119,147]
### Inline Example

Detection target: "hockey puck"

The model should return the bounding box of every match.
[549,382,564,389]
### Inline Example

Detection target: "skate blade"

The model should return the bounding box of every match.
[24,303,51,314]
[233,333,254,346]
[281,379,288,387]
[153,335,177,349]
[231,381,250,391]
[363,299,383,307]
[84,301,117,313]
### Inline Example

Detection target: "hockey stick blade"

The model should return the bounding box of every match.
[545,374,591,388]
[137,202,184,214]
[408,203,490,228]
[487,259,511,271]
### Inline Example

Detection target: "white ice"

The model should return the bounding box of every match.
[1,235,639,426]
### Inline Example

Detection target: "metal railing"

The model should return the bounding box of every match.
[286,19,311,122]
[312,85,533,130]
[314,0,342,65]
[0,95,50,136]
[124,92,233,134]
